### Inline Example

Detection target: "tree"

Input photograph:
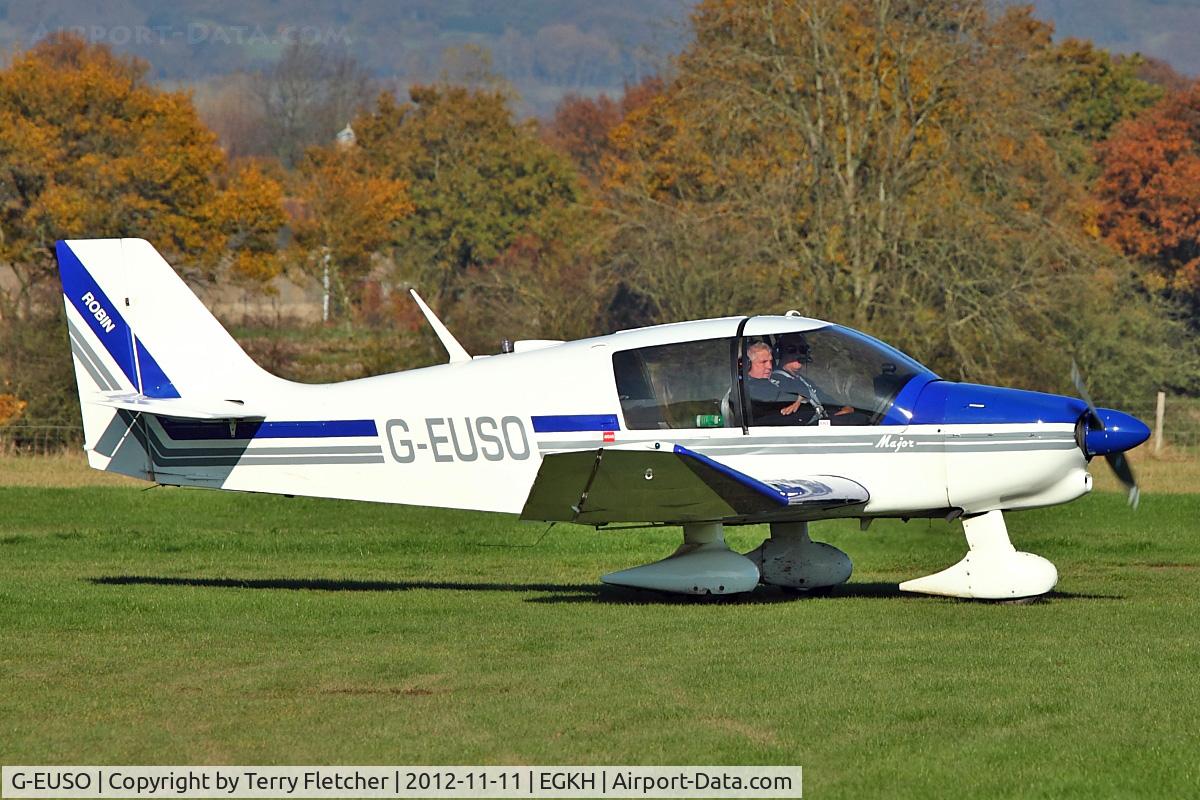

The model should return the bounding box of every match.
[1126,55,1192,95]
[290,146,414,319]
[0,34,287,313]
[985,7,1162,177]
[544,92,621,182]
[352,81,586,345]
[253,42,376,168]
[211,160,289,287]
[0,394,25,426]
[1044,39,1162,144]
[194,74,273,160]
[454,220,616,349]
[0,35,212,318]
[605,0,991,326]
[542,77,663,183]
[1096,83,1200,299]
[0,34,286,430]
[596,0,1191,402]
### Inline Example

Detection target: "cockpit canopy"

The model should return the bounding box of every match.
[612,322,936,430]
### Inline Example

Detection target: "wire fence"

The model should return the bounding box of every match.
[0,425,81,456]
[1125,395,1200,455]
[2,395,1198,457]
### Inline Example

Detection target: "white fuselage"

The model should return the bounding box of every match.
[83,319,1091,521]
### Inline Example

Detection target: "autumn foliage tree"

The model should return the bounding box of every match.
[290,146,414,319]
[986,7,1162,178]
[594,0,1190,400]
[542,77,663,183]
[604,0,998,327]
[0,36,207,318]
[0,34,287,308]
[0,394,26,426]
[1096,82,1200,301]
[351,82,590,353]
[211,160,289,287]
[0,34,285,430]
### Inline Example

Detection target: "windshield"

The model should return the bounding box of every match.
[742,324,935,426]
[611,323,936,430]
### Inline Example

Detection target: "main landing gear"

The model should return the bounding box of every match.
[600,522,760,595]
[600,521,853,596]
[600,510,1057,600]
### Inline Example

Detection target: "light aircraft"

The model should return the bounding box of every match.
[57,238,1150,600]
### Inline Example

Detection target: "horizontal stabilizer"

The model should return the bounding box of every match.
[520,442,868,524]
[90,392,264,420]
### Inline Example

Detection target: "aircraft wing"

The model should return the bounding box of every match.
[520,443,868,524]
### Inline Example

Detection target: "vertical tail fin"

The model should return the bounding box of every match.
[57,238,277,479]
[58,239,270,398]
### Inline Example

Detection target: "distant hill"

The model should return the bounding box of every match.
[1026,1,1199,77]
[0,1,1192,118]
[0,0,691,115]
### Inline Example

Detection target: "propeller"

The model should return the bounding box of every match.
[1070,360,1141,509]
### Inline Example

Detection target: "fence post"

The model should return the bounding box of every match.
[1154,391,1165,456]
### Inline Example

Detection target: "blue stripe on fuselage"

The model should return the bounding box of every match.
[158,418,379,441]
[532,414,620,433]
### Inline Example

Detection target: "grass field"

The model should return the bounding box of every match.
[1,460,1198,798]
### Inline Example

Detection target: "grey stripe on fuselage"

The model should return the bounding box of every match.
[536,430,1078,457]
[660,442,1080,457]
[145,441,385,458]
[104,415,387,468]
[537,431,1074,448]
[538,444,1077,457]
[143,425,384,466]
[149,451,386,466]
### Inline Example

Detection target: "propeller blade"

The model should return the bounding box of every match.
[1105,451,1140,509]
[1073,361,1140,508]
[1070,359,1104,431]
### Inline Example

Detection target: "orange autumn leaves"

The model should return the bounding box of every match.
[290,146,413,317]
[1097,84,1200,294]
[0,394,26,425]
[0,34,286,303]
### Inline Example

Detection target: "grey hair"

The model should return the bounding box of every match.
[747,341,771,358]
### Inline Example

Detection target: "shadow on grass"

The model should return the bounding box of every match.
[90,575,906,605]
[91,575,587,594]
[89,576,1120,604]
[536,582,915,605]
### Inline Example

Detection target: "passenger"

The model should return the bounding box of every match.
[744,341,816,425]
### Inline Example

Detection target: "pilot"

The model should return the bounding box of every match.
[744,341,816,425]
[772,333,861,425]
[771,334,826,420]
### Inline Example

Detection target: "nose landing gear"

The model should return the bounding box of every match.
[899,510,1057,600]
